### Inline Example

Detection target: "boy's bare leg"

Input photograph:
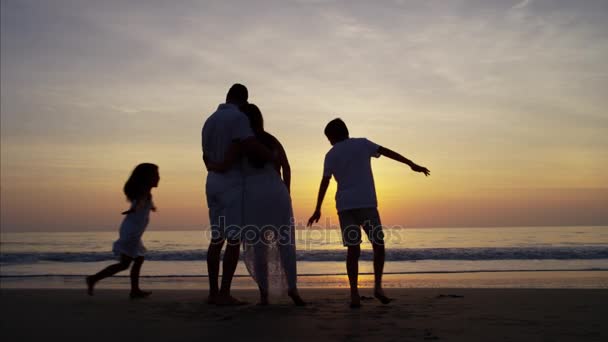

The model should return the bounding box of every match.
[206,238,224,303]
[347,245,361,308]
[372,242,391,304]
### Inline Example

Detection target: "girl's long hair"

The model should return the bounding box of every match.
[123,163,158,202]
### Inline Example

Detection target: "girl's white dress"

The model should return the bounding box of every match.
[241,160,298,294]
[112,199,153,258]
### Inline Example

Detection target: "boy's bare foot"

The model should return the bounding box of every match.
[86,276,95,296]
[215,295,247,306]
[350,294,361,308]
[130,290,152,299]
[288,290,307,306]
[374,288,392,304]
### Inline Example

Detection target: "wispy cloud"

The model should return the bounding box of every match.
[512,0,532,10]
[1,0,607,229]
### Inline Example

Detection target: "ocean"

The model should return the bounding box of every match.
[1,226,607,289]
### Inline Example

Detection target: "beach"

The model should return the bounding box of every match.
[2,288,607,341]
[2,228,607,341]
[2,1,608,341]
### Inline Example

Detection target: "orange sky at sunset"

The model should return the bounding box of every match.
[1,0,607,232]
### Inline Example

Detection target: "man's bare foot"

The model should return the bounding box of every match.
[374,288,392,304]
[130,290,152,299]
[215,295,247,306]
[86,276,95,296]
[206,294,218,304]
[350,293,361,308]
[288,290,306,306]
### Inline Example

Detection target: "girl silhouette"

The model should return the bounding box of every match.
[86,163,160,298]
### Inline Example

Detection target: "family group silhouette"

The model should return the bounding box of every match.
[87,83,430,308]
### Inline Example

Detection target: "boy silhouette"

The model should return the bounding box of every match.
[307,118,430,308]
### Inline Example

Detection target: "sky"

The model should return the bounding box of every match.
[1,0,607,232]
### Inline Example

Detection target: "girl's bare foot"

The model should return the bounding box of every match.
[288,290,306,306]
[130,290,152,299]
[374,288,392,304]
[86,276,95,296]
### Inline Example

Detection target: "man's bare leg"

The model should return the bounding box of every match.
[207,238,224,304]
[216,240,245,305]
[347,245,361,308]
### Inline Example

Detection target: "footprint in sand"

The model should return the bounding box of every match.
[436,294,464,298]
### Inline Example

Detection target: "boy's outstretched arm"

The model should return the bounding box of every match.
[307,176,331,227]
[377,146,431,176]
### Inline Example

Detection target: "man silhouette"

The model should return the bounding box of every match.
[202,84,272,305]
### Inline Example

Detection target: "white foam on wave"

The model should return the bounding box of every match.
[2,246,608,264]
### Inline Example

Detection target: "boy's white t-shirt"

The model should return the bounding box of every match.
[323,138,381,212]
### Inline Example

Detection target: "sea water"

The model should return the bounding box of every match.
[1,226,607,289]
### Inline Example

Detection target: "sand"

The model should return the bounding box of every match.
[1,288,607,341]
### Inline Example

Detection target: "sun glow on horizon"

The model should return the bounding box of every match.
[1,0,607,231]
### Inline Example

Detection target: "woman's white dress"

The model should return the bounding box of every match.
[241,161,298,293]
[112,199,153,258]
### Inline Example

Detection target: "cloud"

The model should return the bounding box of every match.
[1,0,607,229]
[512,0,532,10]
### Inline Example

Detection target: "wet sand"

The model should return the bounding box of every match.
[1,288,607,341]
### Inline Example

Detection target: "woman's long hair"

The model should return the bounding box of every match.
[240,104,277,168]
[123,163,158,202]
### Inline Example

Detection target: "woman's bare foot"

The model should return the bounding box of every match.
[373,288,392,304]
[130,290,152,299]
[256,288,269,306]
[288,290,306,306]
[86,276,95,296]
[258,295,269,306]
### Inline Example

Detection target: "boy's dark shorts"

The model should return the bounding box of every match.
[337,207,384,246]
